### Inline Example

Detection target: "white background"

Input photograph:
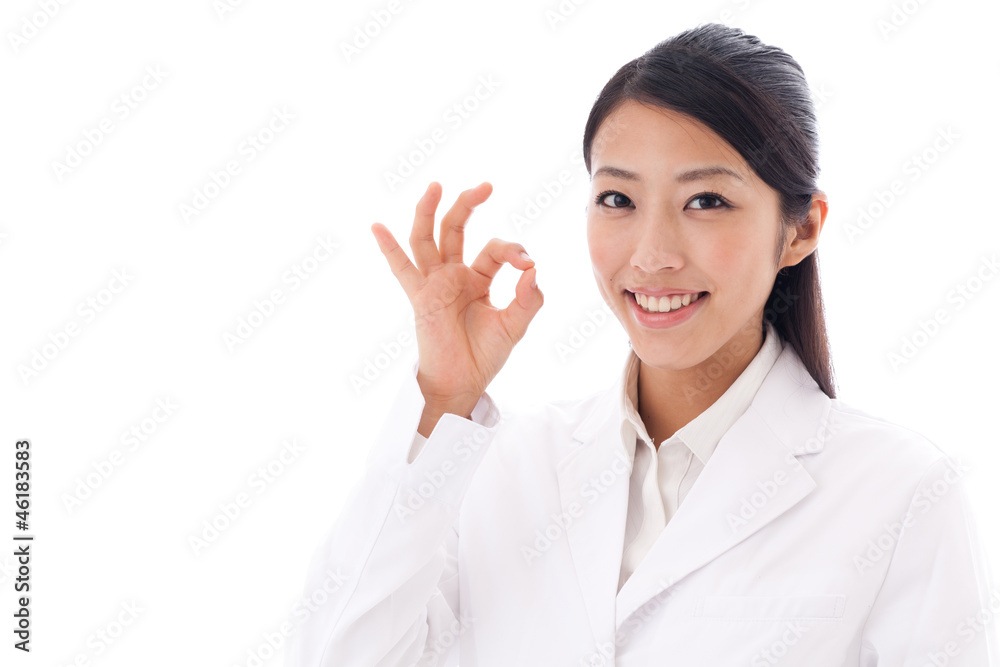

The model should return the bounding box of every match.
[1,0,998,664]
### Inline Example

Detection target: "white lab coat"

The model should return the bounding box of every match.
[287,343,997,666]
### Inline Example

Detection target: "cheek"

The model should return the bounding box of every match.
[587,223,624,284]
[698,228,774,299]
[695,231,743,284]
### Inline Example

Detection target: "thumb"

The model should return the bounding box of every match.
[499,266,543,345]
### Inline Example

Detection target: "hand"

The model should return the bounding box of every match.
[371,181,543,422]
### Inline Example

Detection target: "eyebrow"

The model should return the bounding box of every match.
[593,165,746,185]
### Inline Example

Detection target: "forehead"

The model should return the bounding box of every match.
[591,100,751,180]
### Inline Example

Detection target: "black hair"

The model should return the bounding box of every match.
[583,23,836,398]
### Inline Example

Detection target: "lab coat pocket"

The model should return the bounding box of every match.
[692,594,846,620]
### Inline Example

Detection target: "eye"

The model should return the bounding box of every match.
[687,192,732,210]
[594,190,633,209]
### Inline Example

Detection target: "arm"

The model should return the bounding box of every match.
[859,455,998,666]
[286,358,502,667]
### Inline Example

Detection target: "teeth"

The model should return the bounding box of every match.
[633,291,702,313]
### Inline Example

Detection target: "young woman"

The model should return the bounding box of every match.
[289,24,996,666]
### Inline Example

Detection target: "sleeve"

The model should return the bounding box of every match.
[859,454,999,666]
[285,357,503,667]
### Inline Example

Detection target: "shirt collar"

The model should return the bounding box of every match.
[619,320,784,465]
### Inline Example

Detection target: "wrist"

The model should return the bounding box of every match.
[417,398,479,439]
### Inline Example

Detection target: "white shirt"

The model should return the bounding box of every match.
[617,320,783,591]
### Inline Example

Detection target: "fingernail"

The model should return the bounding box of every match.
[519,251,532,262]
[531,270,537,289]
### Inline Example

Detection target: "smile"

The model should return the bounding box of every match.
[628,290,707,314]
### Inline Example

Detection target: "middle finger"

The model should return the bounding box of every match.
[439,182,493,265]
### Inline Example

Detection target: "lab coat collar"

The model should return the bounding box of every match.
[556,339,834,643]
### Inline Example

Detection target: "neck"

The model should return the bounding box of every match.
[637,320,765,448]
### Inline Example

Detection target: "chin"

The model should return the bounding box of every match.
[628,335,709,370]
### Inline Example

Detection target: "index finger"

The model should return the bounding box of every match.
[371,222,424,300]
[409,182,445,274]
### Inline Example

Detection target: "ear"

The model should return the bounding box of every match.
[779,191,828,270]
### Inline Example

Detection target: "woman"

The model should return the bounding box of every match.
[289,24,996,666]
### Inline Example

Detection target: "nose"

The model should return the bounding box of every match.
[630,211,686,275]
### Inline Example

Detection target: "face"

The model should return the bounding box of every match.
[587,99,804,372]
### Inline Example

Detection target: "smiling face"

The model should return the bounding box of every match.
[587,99,793,372]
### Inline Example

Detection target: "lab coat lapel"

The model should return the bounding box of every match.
[555,378,632,648]
[614,344,833,632]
